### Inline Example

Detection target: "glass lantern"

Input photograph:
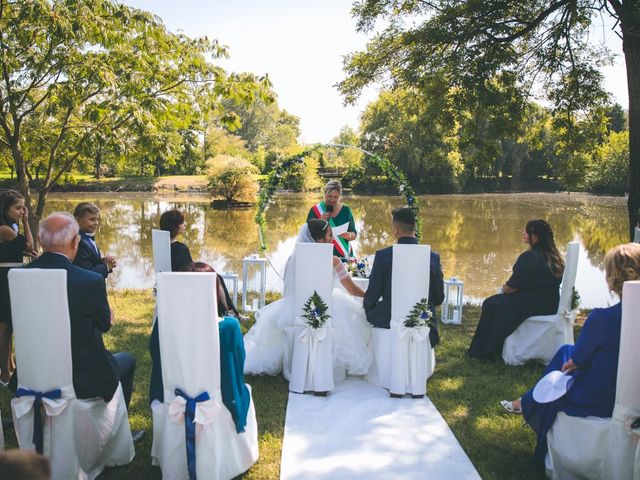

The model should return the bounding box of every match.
[442,277,464,325]
[219,271,239,308]
[242,254,267,312]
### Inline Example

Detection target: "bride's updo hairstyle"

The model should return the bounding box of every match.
[308,218,330,242]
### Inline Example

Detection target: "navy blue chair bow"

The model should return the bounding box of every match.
[15,388,62,454]
[175,388,210,480]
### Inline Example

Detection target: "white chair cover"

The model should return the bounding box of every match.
[152,229,172,274]
[368,245,433,396]
[503,241,579,365]
[545,281,640,480]
[151,272,258,480]
[8,269,134,480]
[289,243,335,394]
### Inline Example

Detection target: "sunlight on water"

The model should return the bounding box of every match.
[45,192,628,309]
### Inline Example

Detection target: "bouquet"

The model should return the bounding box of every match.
[343,257,370,278]
[404,298,435,328]
[302,291,331,329]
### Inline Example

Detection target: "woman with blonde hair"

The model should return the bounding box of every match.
[500,242,640,468]
[307,180,357,258]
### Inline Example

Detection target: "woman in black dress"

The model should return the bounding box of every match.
[159,209,193,271]
[468,219,564,360]
[0,190,34,384]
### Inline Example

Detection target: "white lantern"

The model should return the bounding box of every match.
[219,271,239,308]
[442,277,464,324]
[242,254,267,312]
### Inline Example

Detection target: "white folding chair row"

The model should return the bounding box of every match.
[151,272,258,479]
[9,269,134,480]
[503,241,580,365]
[367,244,434,396]
[545,281,640,479]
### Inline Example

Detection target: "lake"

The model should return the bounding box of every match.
[44,192,628,308]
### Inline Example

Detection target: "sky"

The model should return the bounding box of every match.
[121,0,629,143]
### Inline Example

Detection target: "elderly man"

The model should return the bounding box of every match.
[364,207,445,347]
[18,213,137,414]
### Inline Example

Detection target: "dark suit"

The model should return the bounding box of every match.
[23,253,133,404]
[363,236,445,347]
[74,232,109,278]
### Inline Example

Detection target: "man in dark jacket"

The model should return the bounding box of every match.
[24,212,135,407]
[363,207,445,347]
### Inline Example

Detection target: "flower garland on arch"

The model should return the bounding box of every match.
[254,143,421,251]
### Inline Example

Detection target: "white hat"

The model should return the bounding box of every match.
[532,370,574,403]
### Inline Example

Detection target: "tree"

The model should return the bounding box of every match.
[340,0,640,239]
[0,0,270,231]
[207,156,259,202]
[586,130,630,194]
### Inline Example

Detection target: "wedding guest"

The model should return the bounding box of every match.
[500,243,640,468]
[73,202,116,278]
[0,190,33,385]
[364,207,445,347]
[14,213,139,420]
[468,219,564,360]
[0,450,50,480]
[307,180,357,258]
[159,209,192,271]
[149,261,250,432]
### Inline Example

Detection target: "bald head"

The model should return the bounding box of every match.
[39,212,80,259]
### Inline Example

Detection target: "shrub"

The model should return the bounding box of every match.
[207,155,259,202]
[585,131,629,195]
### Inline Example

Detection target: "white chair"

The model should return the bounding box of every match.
[9,269,134,479]
[634,226,640,243]
[151,272,258,479]
[503,241,580,366]
[152,229,172,274]
[545,280,640,479]
[289,243,336,394]
[367,244,434,396]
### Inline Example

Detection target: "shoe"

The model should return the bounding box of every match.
[131,429,145,443]
[390,393,404,399]
[500,400,522,414]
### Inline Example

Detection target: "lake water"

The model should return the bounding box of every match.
[44,192,628,308]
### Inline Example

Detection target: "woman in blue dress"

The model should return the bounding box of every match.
[468,219,565,360]
[501,242,640,468]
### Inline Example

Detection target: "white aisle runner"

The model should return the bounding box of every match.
[280,377,481,480]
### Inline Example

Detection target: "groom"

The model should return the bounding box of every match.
[363,207,445,347]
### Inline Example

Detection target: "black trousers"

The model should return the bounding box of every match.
[112,352,136,409]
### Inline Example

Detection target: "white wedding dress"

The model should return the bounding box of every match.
[244,226,372,379]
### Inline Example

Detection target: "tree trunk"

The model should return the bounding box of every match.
[623,12,640,240]
[9,139,38,239]
[94,144,103,179]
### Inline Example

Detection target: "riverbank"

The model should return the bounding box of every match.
[0,290,574,479]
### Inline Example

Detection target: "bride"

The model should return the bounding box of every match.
[244,218,372,379]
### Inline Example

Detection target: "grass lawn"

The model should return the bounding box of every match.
[0,289,572,479]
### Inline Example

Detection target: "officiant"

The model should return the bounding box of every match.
[307,180,357,258]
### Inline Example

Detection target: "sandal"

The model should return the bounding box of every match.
[500,400,522,414]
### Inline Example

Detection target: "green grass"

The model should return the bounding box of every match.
[0,291,577,479]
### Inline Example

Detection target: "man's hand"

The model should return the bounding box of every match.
[105,256,117,270]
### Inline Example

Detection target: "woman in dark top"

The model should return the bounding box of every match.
[307,180,357,258]
[500,243,640,468]
[0,190,34,384]
[468,220,564,360]
[159,209,193,271]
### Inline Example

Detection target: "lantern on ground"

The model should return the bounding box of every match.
[242,254,267,312]
[219,271,239,308]
[442,277,464,325]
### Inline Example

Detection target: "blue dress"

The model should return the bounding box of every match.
[521,303,621,467]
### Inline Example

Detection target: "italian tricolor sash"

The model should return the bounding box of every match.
[311,201,351,258]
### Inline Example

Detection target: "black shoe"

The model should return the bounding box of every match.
[131,429,145,443]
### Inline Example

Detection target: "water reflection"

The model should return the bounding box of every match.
[44,192,627,308]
